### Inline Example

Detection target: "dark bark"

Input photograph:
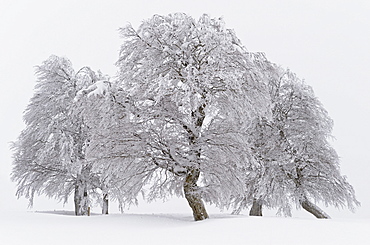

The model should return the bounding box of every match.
[74,178,89,216]
[291,167,330,219]
[182,102,208,221]
[249,198,263,216]
[184,167,209,221]
[102,193,109,215]
[300,196,330,219]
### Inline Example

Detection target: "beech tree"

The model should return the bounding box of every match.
[86,13,271,221]
[11,55,102,215]
[233,60,360,218]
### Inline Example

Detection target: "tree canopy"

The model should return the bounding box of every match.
[11,55,105,215]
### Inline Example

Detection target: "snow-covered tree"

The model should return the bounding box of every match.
[11,55,101,215]
[13,14,356,221]
[74,79,132,214]
[233,59,360,218]
[88,13,271,221]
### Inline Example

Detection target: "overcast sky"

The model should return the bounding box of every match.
[1,0,369,217]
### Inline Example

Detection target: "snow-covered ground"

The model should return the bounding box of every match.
[1,209,369,245]
[1,177,369,245]
[1,195,369,245]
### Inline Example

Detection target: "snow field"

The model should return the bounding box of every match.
[1,211,369,245]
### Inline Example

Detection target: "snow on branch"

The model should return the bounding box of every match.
[75,80,110,101]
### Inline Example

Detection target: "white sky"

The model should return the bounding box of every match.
[1,0,369,217]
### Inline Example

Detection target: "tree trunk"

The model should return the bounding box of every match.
[183,103,208,221]
[300,196,330,219]
[102,193,109,215]
[249,198,263,216]
[74,179,89,216]
[292,167,330,219]
[184,167,209,221]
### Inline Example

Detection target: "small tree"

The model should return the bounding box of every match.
[233,60,360,218]
[11,55,101,215]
